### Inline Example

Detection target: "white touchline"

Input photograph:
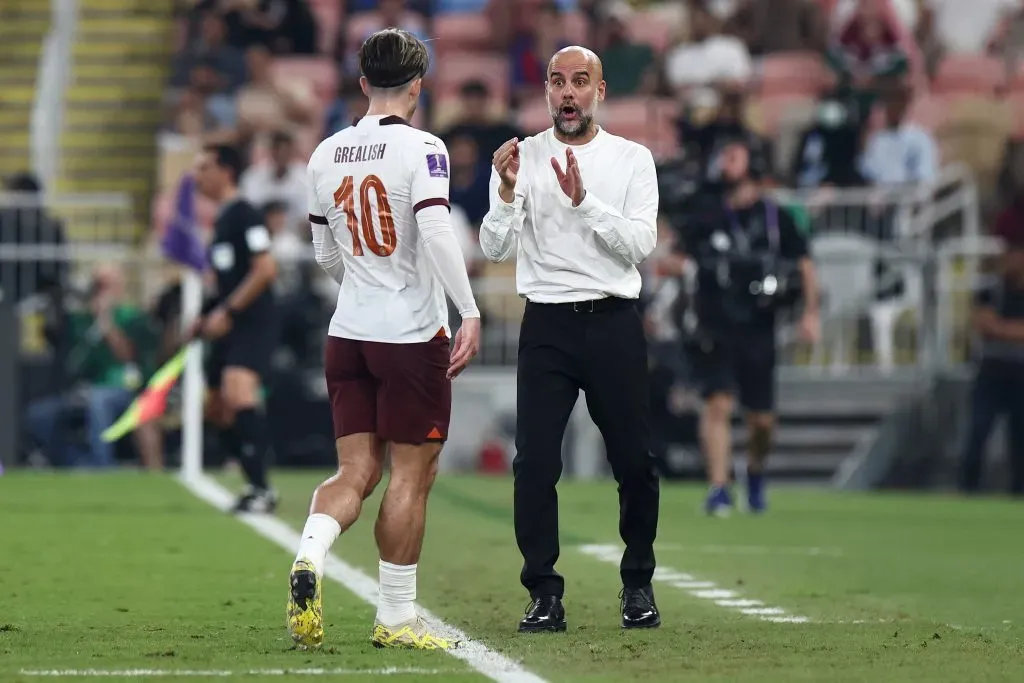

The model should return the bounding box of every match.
[19,668,456,678]
[180,475,550,683]
[577,544,811,625]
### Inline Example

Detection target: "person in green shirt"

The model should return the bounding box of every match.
[25,264,156,468]
[597,6,658,96]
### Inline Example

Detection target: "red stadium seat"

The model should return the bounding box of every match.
[757,51,833,97]
[271,58,339,102]
[434,52,510,104]
[932,54,1007,96]
[906,94,950,131]
[434,14,493,53]
[562,11,588,45]
[626,10,674,54]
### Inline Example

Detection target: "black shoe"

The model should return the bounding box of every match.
[232,487,278,514]
[517,595,566,633]
[620,585,661,629]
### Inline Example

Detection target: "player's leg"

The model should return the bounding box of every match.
[365,336,456,649]
[579,302,660,629]
[221,365,275,511]
[513,304,582,633]
[288,337,380,649]
[736,332,778,513]
[690,338,738,515]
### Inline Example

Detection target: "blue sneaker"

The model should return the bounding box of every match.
[704,486,733,517]
[746,473,767,513]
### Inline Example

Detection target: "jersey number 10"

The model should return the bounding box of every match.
[333,174,396,257]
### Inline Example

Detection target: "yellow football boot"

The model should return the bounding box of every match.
[286,560,323,649]
[371,616,457,650]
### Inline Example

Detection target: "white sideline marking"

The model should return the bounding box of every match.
[656,544,843,558]
[19,668,454,678]
[180,475,549,683]
[578,544,811,625]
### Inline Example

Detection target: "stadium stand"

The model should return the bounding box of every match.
[0,0,50,181]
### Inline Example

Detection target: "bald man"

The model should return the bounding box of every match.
[480,47,663,633]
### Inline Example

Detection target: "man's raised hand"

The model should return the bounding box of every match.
[493,138,520,203]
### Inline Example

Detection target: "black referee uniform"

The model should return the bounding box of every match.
[204,198,279,386]
[478,126,662,632]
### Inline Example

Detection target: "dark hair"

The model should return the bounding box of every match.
[270,130,294,147]
[460,80,489,97]
[261,200,288,216]
[204,144,245,184]
[358,28,429,89]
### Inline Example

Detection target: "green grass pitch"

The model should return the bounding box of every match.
[0,470,1021,682]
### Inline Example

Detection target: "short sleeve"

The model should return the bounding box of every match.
[410,137,452,215]
[240,208,272,256]
[307,161,327,225]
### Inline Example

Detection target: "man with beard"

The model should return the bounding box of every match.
[479,46,661,634]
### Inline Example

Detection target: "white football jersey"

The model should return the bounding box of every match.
[307,114,452,343]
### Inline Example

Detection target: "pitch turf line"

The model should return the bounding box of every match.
[578,544,811,624]
[179,474,550,683]
[19,668,458,678]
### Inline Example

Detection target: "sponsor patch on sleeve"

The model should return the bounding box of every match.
[426,153,449,178]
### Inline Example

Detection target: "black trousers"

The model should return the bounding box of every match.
[513,297,660,599]
[959,359,1024,495]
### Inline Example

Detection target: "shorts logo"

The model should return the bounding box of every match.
[426,153,448,178]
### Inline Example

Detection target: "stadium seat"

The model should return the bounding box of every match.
[270,58,339,103]
[757,51,833,97]
[433,14,493,53]
[434,52,510,104]
[562,11,589,45]
[906,94,950,132]
[626,10,674,54]
[932,54,1006,96]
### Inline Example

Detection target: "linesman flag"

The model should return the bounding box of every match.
[101,345,190,443]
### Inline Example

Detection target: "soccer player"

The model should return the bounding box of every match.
[287,28,482,651]
[193,144,281,513]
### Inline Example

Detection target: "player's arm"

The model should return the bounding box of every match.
[222,220,278,315]
[973,283,1024,342]
[778,207,820,317]
[479,142,526,263]
[571,146,658,266]
[411,139,480,320]
[307,163,345,284]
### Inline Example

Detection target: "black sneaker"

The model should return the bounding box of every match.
[517,595,566,633]
[620,585,661,629]
[232,487,278,514]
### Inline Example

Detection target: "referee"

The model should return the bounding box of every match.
[193,144,281,513]
[479,47,661,632]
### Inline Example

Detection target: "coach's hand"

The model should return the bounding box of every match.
[448,317,481,379]
[551,148,585,207]
[493,138,519,203]
[798,310,821,345]
[202,307,233,340]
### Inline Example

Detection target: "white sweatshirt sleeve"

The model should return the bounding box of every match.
[572,145,659,266]
[307,161,346,284]
[479,166,526,263]
[417,204,480,319]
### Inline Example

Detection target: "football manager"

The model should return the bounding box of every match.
[479,46,661,633]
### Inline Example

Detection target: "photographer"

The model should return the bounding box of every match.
[677,140,820,516]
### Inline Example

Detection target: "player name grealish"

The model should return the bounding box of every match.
[334,143,387,164]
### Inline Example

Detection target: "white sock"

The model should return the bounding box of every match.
[294,513,342,577]
[376,560,417,625]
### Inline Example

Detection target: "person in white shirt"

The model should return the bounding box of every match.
[479,46,662,634]
[286,28,481,652]
[238,131,309,231]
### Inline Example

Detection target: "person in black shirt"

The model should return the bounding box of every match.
[959,239,1024,496]
[193,144,281,512]
[678,140,820,516]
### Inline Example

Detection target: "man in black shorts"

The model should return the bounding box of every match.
[193,144,281,512]
[680,140,820,516]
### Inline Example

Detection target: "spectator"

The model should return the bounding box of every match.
[825,0,910,104]
[448,134,492,227]
[790,90,869,188]
[196,0,317,54]
[439,80,525,165]
[507,1,569,102]
[343,0,430,80]
[0,172,67,304]
[858,85,939,188]
[918,0,1019,55]
[262,200,305,297]
[239,130,308,231]
[235,44,315,143]
[728,0,828,55]
[323,81,369,139]
[663,0,752,102]
[596,2,658,96]
[172,12,248,93]
[24,264,158,469]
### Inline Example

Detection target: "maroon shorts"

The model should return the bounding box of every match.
[324,333,452,444]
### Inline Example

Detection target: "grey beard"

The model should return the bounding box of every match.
[553,111,594,139]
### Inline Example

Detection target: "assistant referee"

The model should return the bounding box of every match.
[479,47,661,633]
